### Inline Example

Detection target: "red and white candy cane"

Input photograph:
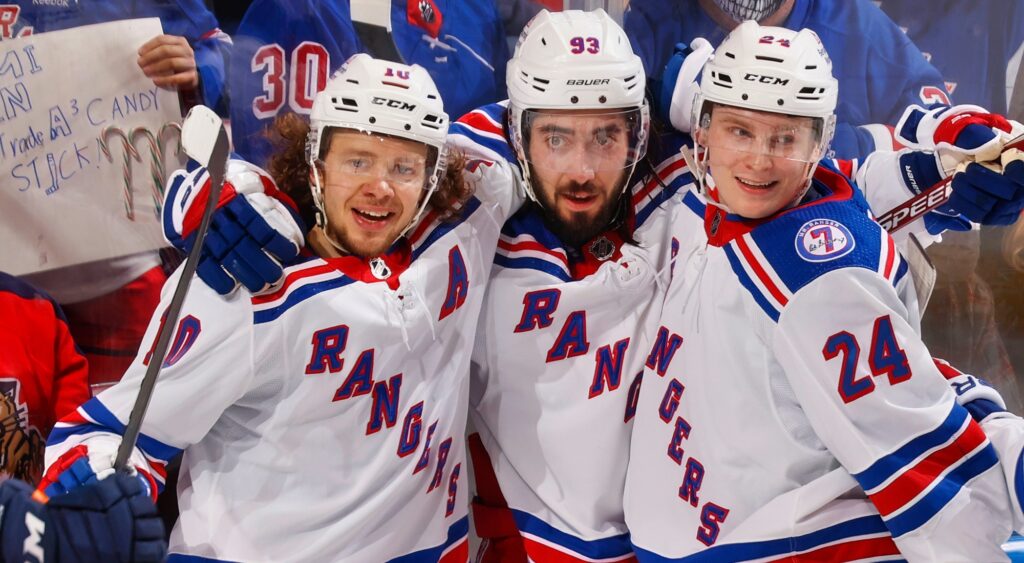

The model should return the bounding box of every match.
[99,126,142,220]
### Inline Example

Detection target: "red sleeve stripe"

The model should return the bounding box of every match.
[865,416,988,518]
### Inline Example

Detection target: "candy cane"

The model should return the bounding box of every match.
[130,127,164,219]
[99,126,141,220]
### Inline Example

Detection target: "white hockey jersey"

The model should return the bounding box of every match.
[44,159,523,563]
[454,103,694,561]
[624,162,1019,562]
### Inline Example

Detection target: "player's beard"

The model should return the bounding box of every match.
[536,179,625,249]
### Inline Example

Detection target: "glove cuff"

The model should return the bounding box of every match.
[895,103,988,147]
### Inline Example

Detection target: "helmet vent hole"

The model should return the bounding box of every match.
[541,38,547,46]
[725,52,736,59]
[754,55,784,63]
[424,114,439,123]
[805,65,817,70]
[570,96,579,104]
[346,79,359,84]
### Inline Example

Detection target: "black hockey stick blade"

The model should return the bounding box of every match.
[115,105,229,470]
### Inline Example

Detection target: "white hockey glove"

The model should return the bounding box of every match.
[39,435,159,502]
[655,37,714,134]
[164,158,306,295]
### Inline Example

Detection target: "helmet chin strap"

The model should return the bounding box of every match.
[309,162,354,256]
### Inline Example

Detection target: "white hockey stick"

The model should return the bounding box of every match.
[114,105,230,471]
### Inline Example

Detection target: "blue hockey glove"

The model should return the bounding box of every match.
[895,151,972,234]
[934,358,1009,423]
[164,157,306,295]
[0,475,165,563]
[949,159,1024,226]
[654,37,713,133]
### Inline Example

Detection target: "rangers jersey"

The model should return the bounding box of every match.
[880,0,1024,112]
[455,103,694,561]
[624,0,951,160]
[229,0,508,166]
[624,162,1020,561]
[44,159,523,562]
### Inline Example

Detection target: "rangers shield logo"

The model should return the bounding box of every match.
[795,219,854,262]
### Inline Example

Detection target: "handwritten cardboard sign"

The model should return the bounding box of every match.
[0,18,184,276]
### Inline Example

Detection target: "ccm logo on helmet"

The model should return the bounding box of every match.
[743,73,790,85]
[566,79,610,86]
[371,97,417,111]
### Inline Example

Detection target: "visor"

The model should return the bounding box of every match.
[316,128,438,190]
[700,110,823,164]
[521,108,647,173]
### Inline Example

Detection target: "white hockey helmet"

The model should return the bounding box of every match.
[506,9,649,203]
[307,53,450,241]
[693,21,838,161]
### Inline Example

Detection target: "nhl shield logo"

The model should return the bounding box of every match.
[795,219,855,263]
[589,236,615,261]
[370,257,392,280]
[419,0,436,23]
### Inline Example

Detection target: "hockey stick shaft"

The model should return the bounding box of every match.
[878,133,1024,233]
[114,107,230,471]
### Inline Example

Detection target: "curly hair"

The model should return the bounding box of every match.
[265,112,473,229]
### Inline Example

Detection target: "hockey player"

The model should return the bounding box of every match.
[40,54,524,562]
[0,474,165,563]
[624,21,1024,561]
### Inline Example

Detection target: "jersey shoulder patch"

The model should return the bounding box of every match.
[723,167,908,321]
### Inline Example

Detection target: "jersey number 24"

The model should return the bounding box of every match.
[823,315,912,404]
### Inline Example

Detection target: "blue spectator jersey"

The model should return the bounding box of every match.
[624,0,951,159]
[880,0,1024,111]
[229,0,508,166]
